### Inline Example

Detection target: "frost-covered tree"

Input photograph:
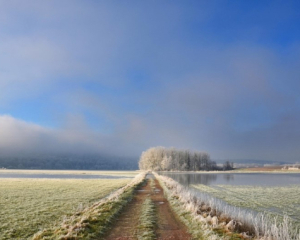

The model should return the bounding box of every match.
[139,147,216,171]
[161,155,172,170]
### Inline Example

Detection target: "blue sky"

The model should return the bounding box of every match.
[0,1,300,161]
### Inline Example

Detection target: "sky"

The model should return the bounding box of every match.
[0,1,300,162]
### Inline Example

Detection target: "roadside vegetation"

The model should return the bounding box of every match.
[32,172,147,239]
[154,172,227,240]
[0,178,132,240]
[154,172,300,240]
[192,184,300,230]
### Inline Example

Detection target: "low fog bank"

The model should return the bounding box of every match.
[0,115,139,170]
[0,114,298,170]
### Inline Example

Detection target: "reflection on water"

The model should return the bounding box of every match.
[159,172,217,185]
[159,172,300,186]
[0,173,131,179]
[223,174,234,182]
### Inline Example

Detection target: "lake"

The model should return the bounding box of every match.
[159,172,300,186]
[0,172,132,179]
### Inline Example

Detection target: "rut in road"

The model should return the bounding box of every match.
[103,175,191,240]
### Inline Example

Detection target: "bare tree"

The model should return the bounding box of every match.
[223,161,234,170]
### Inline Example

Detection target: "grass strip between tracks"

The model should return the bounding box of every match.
[137,197,156,240]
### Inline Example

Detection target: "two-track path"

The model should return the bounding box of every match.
[103,174,191,240]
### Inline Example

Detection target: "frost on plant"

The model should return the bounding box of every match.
[154,172,300,240]
[32,172,147,240]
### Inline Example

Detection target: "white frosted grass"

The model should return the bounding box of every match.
[155,173,300,240]
[154,172,225,240]
[32,171,147,240]
[0,178,132,239]
[192,184,300,220]
[102,171,147,202]
[193,184,300,235]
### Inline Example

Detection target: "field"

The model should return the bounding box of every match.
[0,176,133,239]
[192,184,300,229]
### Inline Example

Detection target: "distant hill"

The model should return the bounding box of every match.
[0,154,138,170]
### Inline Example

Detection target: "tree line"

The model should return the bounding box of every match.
[139,147,220,171]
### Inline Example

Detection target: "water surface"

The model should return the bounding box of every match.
[159,172,300,186]
[0,173,132,179]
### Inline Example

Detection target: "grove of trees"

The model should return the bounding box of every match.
[139,147,218,171]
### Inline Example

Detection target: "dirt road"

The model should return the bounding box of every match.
[103,175,191,240]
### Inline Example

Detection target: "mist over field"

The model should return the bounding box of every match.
[1,1,300,168]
